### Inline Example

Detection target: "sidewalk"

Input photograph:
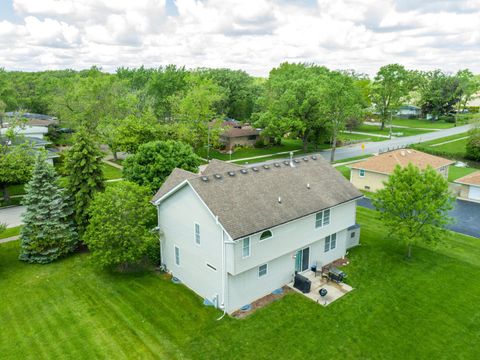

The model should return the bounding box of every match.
[0,235,19,244]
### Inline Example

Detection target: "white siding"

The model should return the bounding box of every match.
[158,185,224,306]
[228,200,357,275]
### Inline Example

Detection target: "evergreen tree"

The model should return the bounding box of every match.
[64,128,105,234]
[19,153,78,264]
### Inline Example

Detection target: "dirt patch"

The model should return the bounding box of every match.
[231,286,292,319]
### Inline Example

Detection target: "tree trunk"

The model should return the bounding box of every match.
[406,244,412,259]
[302,132,309,152]
[113,151,118,161]
[380,118,385,131]
[2,183,9,203]
[330,132,337,163]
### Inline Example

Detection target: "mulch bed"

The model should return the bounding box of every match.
[231,286,292,319]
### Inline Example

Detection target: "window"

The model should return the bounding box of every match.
[248,135,257,140]
[260,230,272,241]
[194,223,200,245]
[324,233,337,252]
[174,246,180,266]
[351,231,355,238]
[258,264,268,277]
[242,237,250,258]
[359,169,365,177]
[315,209,331,228]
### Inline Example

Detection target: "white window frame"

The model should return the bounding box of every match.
[258,263,268,277]
[242,237,251,258]
[259,230,273,242]
[174,245,180,266]
[324,236,330,253]
[324,233,337,252]
[315,209,331,229]
[194,222,200,245]
[359,169,365,177]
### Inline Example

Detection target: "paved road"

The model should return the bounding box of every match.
[0,206,26,228]
[250,124,473,166]
[357,197,480,238]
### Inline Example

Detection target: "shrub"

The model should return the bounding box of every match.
[466,130,480,161]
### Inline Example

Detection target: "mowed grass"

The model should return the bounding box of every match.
[102,163,123,180]
[433,138,468,156]
[1,207,480,359]
[421,132,470,146]
[358,124,431,137]
[0,226,22,239]
[391,118,454,129]
[448,165,479,182]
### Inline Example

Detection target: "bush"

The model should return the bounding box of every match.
[438,115,455,123]
[466,130,480,161]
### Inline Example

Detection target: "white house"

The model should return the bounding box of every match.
[152,158,363,314]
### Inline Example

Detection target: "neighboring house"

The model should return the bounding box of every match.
[349,149,454,192]
[152,158,362,314]
[1,113,59,165]
[219,120,261,151]
[454,171,480,202]
[396,105,421,118]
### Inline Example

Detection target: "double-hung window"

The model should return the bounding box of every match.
[194,223,200,245]
[359,169,365,177]
[324,233,337,252]
[315,209,331,228]
[242,237,250,258]
[174,246,180,266]
[258,264,268,277]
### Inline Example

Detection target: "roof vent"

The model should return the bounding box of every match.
[274,162,281,167]
[407,150,412,154]
[252,167,259,172]
[311,155,317,160]
[293,159,300,163]
[201,176,209,182]
[240,169,248,174]
[303,157,308,161]
[214,174,222,179]
[278,196,282,204]
[263,165,270,169]
[400,150,406,156]
[307,183,310,189]
[228,171,235,177]
[283,160,289,166]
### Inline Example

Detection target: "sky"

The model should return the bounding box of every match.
[0,0,479,76]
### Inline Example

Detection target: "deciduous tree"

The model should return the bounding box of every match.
[373,163,454,259]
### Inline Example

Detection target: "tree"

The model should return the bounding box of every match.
[19,153,78,264]
[419,70,460,120]
[254,63,328,151]
[0,129,34,202]
[64,128,105,233]
[371,64,411,130]
[123,140,201,193]
[83,181,158,270]
[319,71,363,162]
[372,163,454,259]
[466,127,480,161]
[455,70,480,125]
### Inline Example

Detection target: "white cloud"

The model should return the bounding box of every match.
[0,0,479,75]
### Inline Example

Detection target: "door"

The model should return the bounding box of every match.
[468,186,480,201]
[295,247,310,272]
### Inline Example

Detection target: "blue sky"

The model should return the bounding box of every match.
[0,0,479,75]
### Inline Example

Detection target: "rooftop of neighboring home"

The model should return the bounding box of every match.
[216,118,261,139]
[454,171,480,186]
[349,149,455,175]
[152,158,362,240]
[2,112,58,127]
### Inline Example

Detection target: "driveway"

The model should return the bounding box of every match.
[0,206,26,228]
[357,197,480,238]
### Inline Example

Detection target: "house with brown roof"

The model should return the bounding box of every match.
[454,171,480,201]
[151,157,362,313]
[218,121,261,151]
[348,149,454,192]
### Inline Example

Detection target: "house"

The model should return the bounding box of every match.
[151,157,362,314]
[396,105,421,118]
[349,149,454,192]
[454,171,480,201]
[1,113,59,165]
[218,120,261,151]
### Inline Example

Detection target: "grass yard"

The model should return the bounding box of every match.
[1,207,480,359]
[358,124,431,137]
[335,165,350,179]
[433,138,468,156]
[391,118,455,129]
[0,225,22,239]
[102,163,123,180]
[448,166,479,182]
[420,132,470,147]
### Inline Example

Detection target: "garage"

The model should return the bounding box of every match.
[468,185,480,201]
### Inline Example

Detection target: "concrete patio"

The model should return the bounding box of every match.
[288,270,353,306]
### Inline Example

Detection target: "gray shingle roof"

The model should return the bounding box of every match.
[201,159,245,175]
[151,168,197,202]
[153,157,362,240]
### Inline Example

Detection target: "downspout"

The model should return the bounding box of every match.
[217,216,235,321]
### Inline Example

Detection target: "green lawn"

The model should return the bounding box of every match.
[1,207,479,359]
[335,165,350,179]
[0,197,22,208]
[391,118,455,129]
[358,124,431,137]
[341,132,386,142]
[433,138,468,156]
[0,225,22,239]
[420,132,470,147]
[102,163,123,180]
[448,165,479,182]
